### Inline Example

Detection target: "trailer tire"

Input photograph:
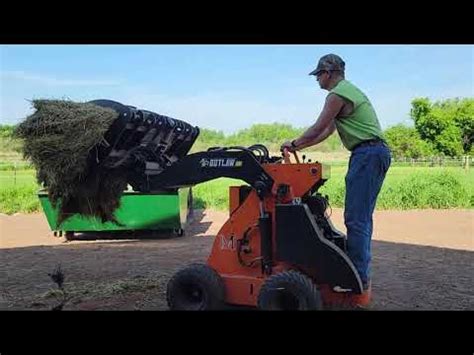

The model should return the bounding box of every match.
[167,263,225,310]
[257,270,322,310]
[173,228,184,237]
[64,231,75,240]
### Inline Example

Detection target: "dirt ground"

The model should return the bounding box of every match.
[0,208,473,311]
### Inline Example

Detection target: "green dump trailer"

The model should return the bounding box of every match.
[38,187,193,240]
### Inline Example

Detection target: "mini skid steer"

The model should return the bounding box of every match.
[151,145,369,310]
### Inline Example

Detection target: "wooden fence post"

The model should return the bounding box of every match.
[14,161,17,186]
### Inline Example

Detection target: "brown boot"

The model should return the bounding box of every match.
[345,282,372,309]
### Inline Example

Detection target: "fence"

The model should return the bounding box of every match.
[391,156,471,169]
[0,161,35,187]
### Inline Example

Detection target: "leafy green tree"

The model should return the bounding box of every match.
[0,124,16,138]
[410,97,473,157]
[384,124,435,158]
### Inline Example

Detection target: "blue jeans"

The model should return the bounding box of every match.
[344,143,391,288]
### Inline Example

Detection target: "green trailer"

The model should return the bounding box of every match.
[38,187,193,240]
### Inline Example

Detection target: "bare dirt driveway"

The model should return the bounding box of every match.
[1,208,472,310]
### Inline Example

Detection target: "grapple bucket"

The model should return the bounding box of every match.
[89,99,200,192]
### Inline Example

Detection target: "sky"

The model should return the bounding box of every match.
[0,45,472,133]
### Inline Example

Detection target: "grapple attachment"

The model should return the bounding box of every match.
[90,99,200,192]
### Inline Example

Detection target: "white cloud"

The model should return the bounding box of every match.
[0,70,122,87]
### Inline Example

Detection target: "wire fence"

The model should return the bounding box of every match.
[391,156,472,168]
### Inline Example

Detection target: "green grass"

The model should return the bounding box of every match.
[319,166,473,210]
[0,166,473,214]
[0,185,41,214]
[191,166,474,211]
[192,178,242,210]
[0,161,34,171]
[0,169,37,187]
[0,170,41,214]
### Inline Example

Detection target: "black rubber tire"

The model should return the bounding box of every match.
[173,228,185,237]
[64,231,75,241]
[257,271,322,310]
[166,263,225,310]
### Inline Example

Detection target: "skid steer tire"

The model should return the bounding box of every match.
[257,270,322,310]
[166,263,225,310]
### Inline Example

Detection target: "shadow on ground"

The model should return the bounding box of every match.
[1,209,472,311]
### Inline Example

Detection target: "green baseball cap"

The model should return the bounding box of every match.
[309,54,346,76]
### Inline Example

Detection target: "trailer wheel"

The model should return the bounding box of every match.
[64,231,75,241]
[173,228,184,237]
[167,263,225,310]
[257,270,322,310]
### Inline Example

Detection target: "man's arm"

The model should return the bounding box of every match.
[295,121,337,150]
[293,94,344,149]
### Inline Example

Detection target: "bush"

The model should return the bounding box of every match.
[384,124,435,158]
[377,171,471,209]
[319,168,472,210]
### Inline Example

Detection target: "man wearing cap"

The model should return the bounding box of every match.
[281,54,391,306]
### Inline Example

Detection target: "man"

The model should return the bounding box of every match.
[281,54,391,304]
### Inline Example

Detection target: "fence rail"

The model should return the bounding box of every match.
[391,156,471,168]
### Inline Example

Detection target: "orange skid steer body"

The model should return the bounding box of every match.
[148,144,368,310]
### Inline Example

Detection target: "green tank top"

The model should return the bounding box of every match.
[330,79,385,151]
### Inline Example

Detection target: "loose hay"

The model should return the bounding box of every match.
[15,99,126,224]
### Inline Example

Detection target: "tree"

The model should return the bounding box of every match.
[0,124,16,138]
[384,124,434,158]
[410,97,473,157]
[450,98,474,153]
[188,123,345,153]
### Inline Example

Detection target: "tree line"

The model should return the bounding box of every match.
[1,97,472,158]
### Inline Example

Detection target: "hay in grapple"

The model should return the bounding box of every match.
[15,99,124,224]
[16,98,200,225]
